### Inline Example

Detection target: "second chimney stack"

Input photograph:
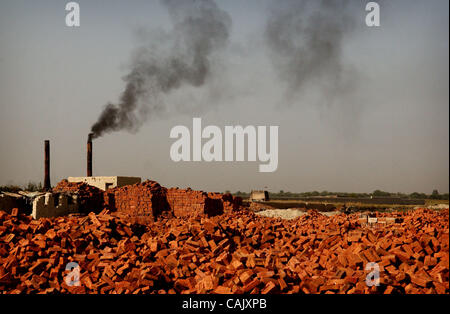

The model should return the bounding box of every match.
[44,140,51,191]
[87,133,93,177]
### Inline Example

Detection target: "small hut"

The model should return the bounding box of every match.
[250,190,269,202]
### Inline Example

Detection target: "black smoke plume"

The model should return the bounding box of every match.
[264,0,358,104]
[91,0,231,139]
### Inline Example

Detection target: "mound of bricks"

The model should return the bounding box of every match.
[53,180,105,214]
[0,207,448,294]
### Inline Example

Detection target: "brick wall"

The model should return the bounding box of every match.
[107,181,242,221]
[108,180,170,223]
[167,188,212,217]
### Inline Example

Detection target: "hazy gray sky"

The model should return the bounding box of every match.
[0,0,448,194]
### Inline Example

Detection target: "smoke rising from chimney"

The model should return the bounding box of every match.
[91,0,232,139]
[264,0,358,106]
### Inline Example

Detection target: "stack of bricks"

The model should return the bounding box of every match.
[107,180,170,223]
[0,207,448,294]
[166,188,219,218]
[108,181,243,220]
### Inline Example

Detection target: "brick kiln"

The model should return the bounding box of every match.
[78,133,242,220]
[34,135,241,221]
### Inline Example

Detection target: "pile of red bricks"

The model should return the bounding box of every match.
[0,207,447,294]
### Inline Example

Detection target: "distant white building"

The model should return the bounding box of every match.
[250,190,269,202]
[68,176,141,191]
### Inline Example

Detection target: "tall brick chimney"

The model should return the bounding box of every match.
[87,133,93,177]
[44,140,51,191]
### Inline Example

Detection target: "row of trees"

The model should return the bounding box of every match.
[231,189,449,200]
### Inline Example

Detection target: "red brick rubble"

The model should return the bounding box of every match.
[0,202,448,294]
